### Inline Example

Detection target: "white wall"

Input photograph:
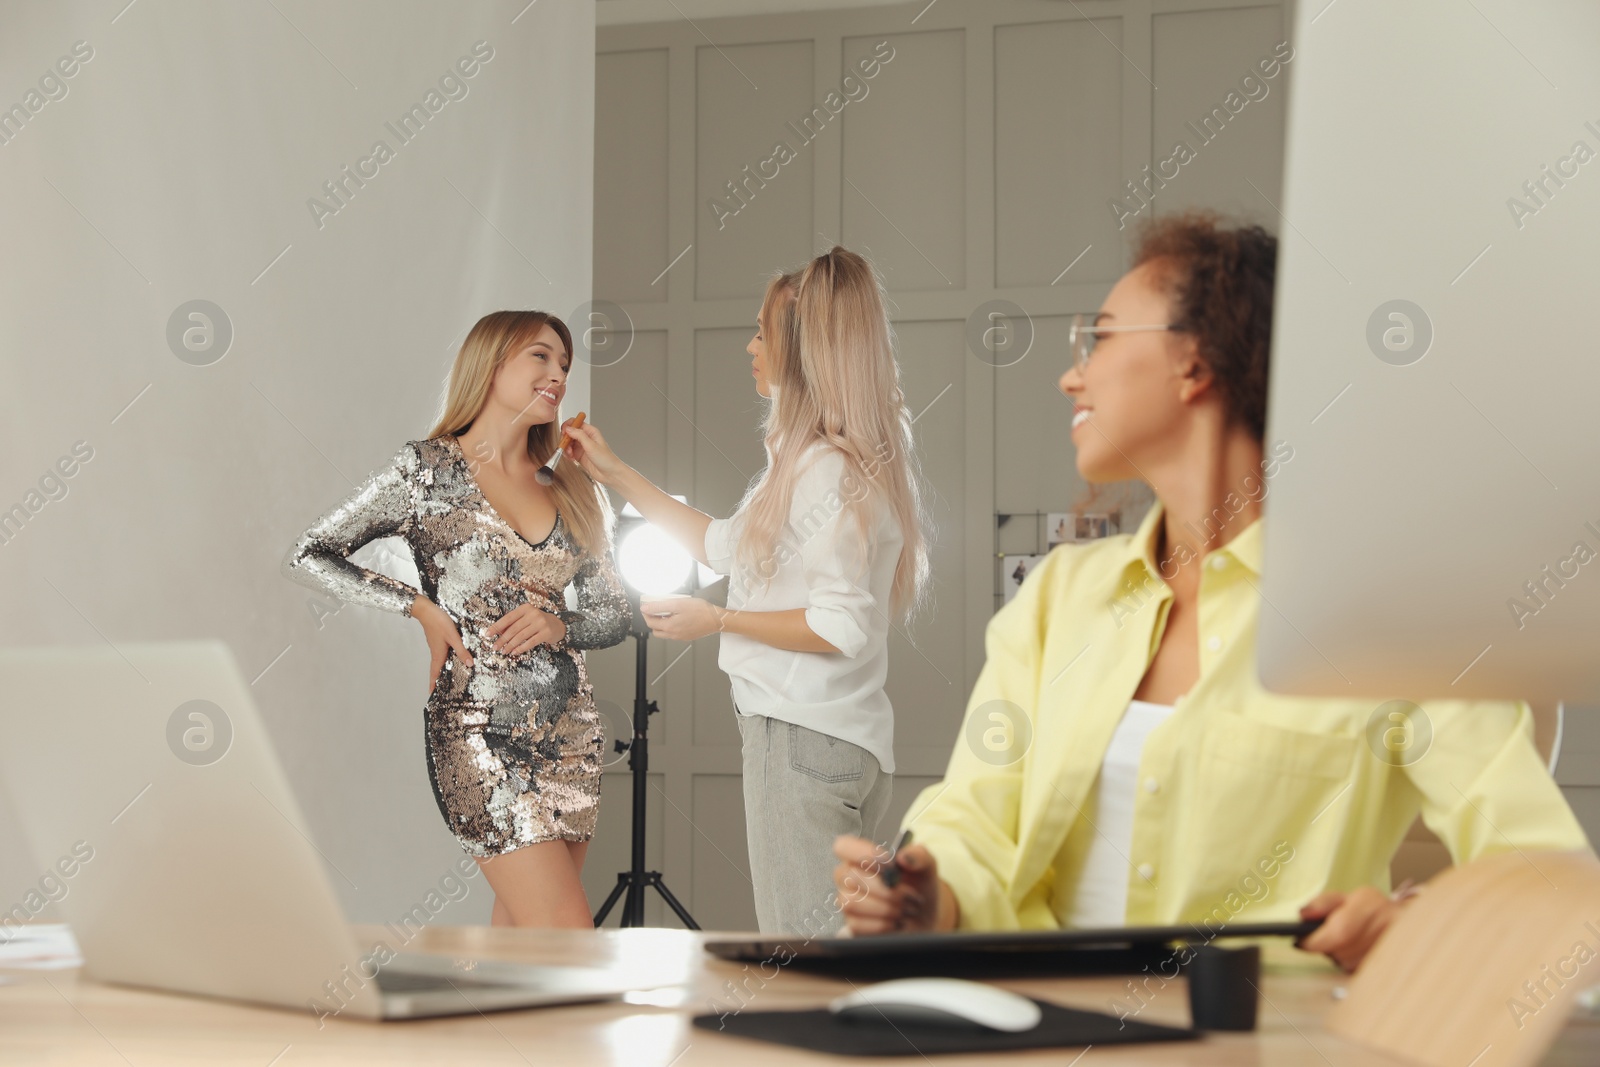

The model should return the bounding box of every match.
[0,0,595,924]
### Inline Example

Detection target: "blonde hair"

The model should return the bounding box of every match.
[427,310,613,557]
[734,247,929,618]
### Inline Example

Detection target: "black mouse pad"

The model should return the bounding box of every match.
[692,999,1197,1056]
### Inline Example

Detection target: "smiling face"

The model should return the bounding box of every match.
[488,322,569,426]
[1057,261,1204,483]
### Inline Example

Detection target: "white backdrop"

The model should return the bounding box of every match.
[0,0,595,924]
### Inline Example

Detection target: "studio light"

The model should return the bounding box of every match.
[593,497,702,930]
[618,522,693,596]
[615,499,720,597]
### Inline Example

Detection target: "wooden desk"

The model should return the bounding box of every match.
[0,926,1592,1065]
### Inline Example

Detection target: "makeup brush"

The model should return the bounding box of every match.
[535,411,585,486]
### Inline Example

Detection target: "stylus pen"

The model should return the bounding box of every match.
[879,828,913,888]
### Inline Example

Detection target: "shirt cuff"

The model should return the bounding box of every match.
[704,517,736,575]
[803,605,869,658]
[918,833,1021,932]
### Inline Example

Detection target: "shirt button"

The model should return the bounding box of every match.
[1137,863,1155,881]
[1207,635,1223,652]
[1210,556,1228,571]
[1144,777,1159,794]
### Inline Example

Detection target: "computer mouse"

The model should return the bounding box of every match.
[827,978,1043,1031]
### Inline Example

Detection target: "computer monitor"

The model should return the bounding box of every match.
[1258,0,1599,706]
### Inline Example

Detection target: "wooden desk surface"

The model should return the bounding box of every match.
[0,925,1587,1065]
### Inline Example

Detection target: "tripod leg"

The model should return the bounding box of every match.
[647,873,701,931]
[593,872,629,927]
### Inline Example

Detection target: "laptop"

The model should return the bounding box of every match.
[0,640,637,1020]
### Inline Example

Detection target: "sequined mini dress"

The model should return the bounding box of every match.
[282,435,629,856]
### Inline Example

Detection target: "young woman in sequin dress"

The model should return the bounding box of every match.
[283,311,628,928]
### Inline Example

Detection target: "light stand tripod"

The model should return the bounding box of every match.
[592,601,699,929]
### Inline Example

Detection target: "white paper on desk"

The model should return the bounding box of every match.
[0,924,82,969]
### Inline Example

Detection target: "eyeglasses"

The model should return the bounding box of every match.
[1069,313,1186,372]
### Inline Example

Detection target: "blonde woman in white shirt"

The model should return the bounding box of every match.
[564,246,929,934]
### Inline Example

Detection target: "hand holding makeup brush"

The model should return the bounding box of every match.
[560,419,631,487]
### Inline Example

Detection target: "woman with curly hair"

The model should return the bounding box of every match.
[832,213,1587,971]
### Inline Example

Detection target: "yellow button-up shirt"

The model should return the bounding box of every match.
[904,503,1589,931]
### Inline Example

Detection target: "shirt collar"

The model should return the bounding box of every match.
[1124,499,1265,580]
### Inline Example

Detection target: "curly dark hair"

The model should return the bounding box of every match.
[1131,211,1277,441]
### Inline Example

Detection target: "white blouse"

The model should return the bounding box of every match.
[703,443,903,774]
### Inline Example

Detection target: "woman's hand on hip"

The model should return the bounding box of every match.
[487,605,568,655]
[411,597,473,694]
[562,420,629,487]
[832,837,952,935]
[639,596,725,641]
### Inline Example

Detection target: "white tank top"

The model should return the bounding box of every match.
[1066,699,1177,929]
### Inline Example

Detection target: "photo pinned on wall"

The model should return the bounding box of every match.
[1046,512,1117,546]
[1046,513,1073,546]
[1002,554,1049,604]
[1077,513,1114,540]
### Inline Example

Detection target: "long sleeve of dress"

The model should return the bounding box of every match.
[281,444,423,617]
[558,547,630,650]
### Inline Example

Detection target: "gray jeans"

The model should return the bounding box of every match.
[735,711,893,936]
